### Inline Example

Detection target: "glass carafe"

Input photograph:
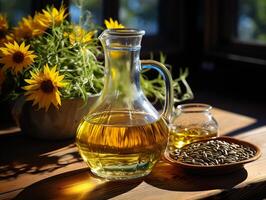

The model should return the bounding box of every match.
[76,28,173,180]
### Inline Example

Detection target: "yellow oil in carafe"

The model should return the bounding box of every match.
[167,127,218,151]
[76,111,169,180]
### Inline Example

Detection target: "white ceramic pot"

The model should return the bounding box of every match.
[12,96,98,140]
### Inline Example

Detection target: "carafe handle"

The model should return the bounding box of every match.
[141,60,173,122]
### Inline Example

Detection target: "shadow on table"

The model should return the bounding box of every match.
[0,131,82,180]
[203,181,266,200]
[14,168,143,200]
[145,161,248,191]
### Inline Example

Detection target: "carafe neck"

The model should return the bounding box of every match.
[99,29,145,99]
[104,48,141,95]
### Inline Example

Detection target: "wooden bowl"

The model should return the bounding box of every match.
[164,136,262,175]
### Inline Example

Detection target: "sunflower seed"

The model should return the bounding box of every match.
[169,139,257,166]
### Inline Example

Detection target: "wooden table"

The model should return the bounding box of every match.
[0,108,265,200]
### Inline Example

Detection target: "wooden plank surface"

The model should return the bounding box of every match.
[0,108,265,200]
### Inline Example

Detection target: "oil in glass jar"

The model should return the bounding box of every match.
[166,104,218,154]
[76,111,169,180]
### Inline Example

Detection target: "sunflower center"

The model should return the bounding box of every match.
[12,51,25,63]
[40,80,54,93]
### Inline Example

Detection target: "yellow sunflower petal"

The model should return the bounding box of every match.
[24,44,30,51]
[23,84,39,91]
[104,18,124,29]
[55,91,61,106]
[20,42,25,49]
[51,65,57,74]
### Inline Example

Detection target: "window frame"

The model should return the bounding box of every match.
[204,0,266,65]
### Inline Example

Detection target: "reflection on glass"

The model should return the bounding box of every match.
[0,0,31,26]
[69,0,102,26]
[237,0,266,43]
[119,0,159,35]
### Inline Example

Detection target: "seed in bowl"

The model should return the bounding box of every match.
[170,139,257,166]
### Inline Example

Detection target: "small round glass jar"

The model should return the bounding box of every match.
[166,103,219,154]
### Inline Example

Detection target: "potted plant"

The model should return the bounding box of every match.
[0,5,193,140]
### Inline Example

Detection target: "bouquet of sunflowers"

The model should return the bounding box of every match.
[0,5,193,112]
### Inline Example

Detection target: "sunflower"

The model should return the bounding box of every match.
[23,64,67,111]
[41,6,67,26]
[104,18,124,29]
[33,12,50,31]
[13,16,45,41]
[0,41,37,74]
[66,26,96,45]
[0,14,9,43]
